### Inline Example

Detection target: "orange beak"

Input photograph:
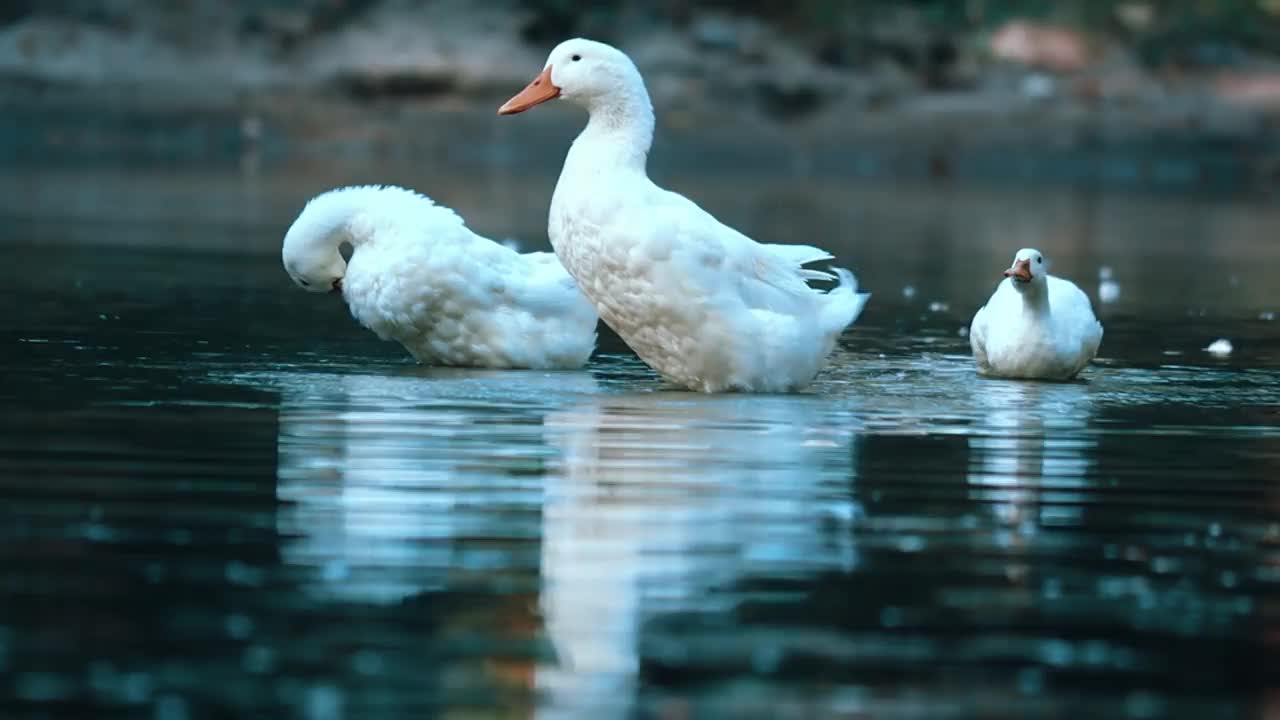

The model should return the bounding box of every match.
[1003,258,1033,283]
[498,67,560,115]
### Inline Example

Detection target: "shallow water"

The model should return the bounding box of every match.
[2,172,1280,718]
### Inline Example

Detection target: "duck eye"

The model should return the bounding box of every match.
[298,278,310,287]
[1037,257,1043,264]
[571,54,582,62]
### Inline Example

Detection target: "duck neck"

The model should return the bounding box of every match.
[299,185,449,255]
[1019,283,1051,317]
[298,187,391,251]
[570,85,654,174]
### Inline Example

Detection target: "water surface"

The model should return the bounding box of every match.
[2,172,1279,718]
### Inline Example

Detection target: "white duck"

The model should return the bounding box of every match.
[498,38,868,393]
[970,248,1103,380]
[281,185,597,369]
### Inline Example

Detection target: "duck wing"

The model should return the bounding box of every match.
[624,189,840,314]
[970,302,992,373]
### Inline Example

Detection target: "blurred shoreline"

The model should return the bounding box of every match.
[6,92,1276,195]
[2,1,1278,192]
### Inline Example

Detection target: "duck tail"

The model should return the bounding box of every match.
[821,268,870,336]
[767,243,839,282]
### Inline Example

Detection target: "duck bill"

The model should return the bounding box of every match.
[498,67,560,115]
[1003,259,1033,283]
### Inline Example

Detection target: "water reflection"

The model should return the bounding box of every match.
[967,380,1096,534]
[5,228,1280,717]
[270,371,864,715]
[537,393,860,717]
[273,368,597,605]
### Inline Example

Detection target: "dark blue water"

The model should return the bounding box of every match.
[2,172,1279,718]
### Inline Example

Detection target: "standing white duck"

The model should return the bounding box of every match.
[970,248,1103,380]
[498,38,868,393]
[281,185,597,369]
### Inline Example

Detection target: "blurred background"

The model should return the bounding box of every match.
[6,0,1280,134]
[2,0,1280,265]
[3,0,1277,270]
[4,0,1278,304]
[4,0,1279,199]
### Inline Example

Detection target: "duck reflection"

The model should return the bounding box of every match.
[535,392,860,717]
[271,368,602,711]
[966,380,1096,538]
[274,368,599,605]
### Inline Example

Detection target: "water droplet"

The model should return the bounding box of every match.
[83,523,114,542]
[87,660,117,694]
[1040,639,1073,666]
[15,672,72,701]
[120,672,153,703]
[879,606,904,627]
[1205,339,1233,356]
[896,536,926,552]
[225,614,253,640]
[1099,280,1120,304]
[1124,690,1165,718]
[750,645,783,673]
[304,684,344,720]
[1041,578,1062,600]
[352,650,384,676]
[144,563,166,584]
[322,560,349,582]
[1082,640,1110,665]
[243,645,275,674]
[154,694,190,720]
[1017,667,1045,694]
[225,561,266,587]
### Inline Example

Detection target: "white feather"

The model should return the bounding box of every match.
[281,185,597,369]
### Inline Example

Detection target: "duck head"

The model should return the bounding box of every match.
[1004,248,1047,292]
[282,221,347,295]
[499,38,645,115]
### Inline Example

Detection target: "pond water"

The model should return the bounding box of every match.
[2,166,1279,718]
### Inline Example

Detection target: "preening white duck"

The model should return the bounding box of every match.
[970,248,1103,380]
[281,185,597,369]
[498,38,868,393]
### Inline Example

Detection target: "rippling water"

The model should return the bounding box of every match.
[2,173,1279,718]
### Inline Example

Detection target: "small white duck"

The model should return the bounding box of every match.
[281,185,597,369]
[498,38,868,393]
[970,248,1103,380]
